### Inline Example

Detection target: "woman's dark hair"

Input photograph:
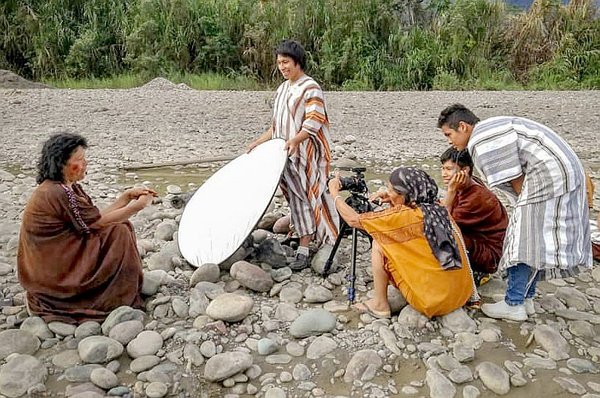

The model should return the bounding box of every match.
[440,147,473,174]
[275,40,306,70]
[437,104,480,129]
[36,133,88,184]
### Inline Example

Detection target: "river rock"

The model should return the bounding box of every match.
[388,286,408,313]
[311,243,338,275]
[274,303,300,322]
[448,365,473,384]
[257,338,278,356]
[0,354,47,398]
[343,349,382,383]
[64,364,102,382]
[127,330,163,358]
[463,385,481,398]
[289,309,336,338]
[533,324,570,360]
[476,362,510,395]
[108,320,144,345]
[101,306,145,335]
[553,377,587,395]
[397,305,428,329]
[426,368,456,398]
[206,293,254,322]
[203,352,253,382]
[130,355,161,372]
[555,287,591,311]
[146,382,168,398]
[306,336,337,359]
[190,263,220,285]
[154,220,177,241]
[255,238,287,268]
[75,321,102,339]
[78,336,124,364]
[293,364,311,381]
[439,308,476,333]
[523,357,557,370]
[48,321,77,336]
[90,368,118,389]
[303,284,333,303]
[273,215,291,234]
[19,316,53,340]
[230,261,274,292]
[0,329,40,359]
[566,358,598,374]
[568,320,595,338]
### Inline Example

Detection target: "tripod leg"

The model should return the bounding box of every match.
[347,227,358,304]
[322,221,348,275]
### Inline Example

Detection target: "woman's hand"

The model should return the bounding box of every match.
[369,189,391,204]
[328,173,342,197]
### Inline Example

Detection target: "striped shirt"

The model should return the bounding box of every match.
[272,75,339,245]
[468,116,592,277]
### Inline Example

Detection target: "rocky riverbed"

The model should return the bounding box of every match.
[1,81,599,398]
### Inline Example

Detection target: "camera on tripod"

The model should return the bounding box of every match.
[332,167,373,222]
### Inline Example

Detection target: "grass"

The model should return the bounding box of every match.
[44,72,268,90]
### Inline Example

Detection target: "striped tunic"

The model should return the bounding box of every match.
[272,74,339,245]
[468,116,592,279]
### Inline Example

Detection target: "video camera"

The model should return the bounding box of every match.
[332,167,373,217]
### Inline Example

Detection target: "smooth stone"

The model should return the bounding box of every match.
[48,321,77,336]
[274,303,300,322]
[108,386,131,396]
[146,252,174,271]
[426,368,456,398]
[127,330,163,358]
[436,354,461,371]
[523,357,557,370]
[448,365,473,384]
[64,364,103,382]
[440,308,476,333]
[293,363,312,381]
[0,329,40,359]
[553,377,587,395]
[533,324,570,360]
[101,306,145,335]
[273,215,291,234]
[265,354,292,364]
[279,287,303,303]
[257,338,278,356]
[190,263,220,284]
[130,355,161,372]
[452,343,475,363]
[555,286,591,311]
[568,320,595,338]
[462,385,481,398]
[206,293,254,322]
[289,309,336,338]
[108,320,144,345]
[265,387,286,398]
[311,244,338,275]
[306,336,338,360]
[51,349,81,368]
[75,321,102,339]
[0,354,47,398]
[90,368,118,389]
[146,382,168,398]
[387,285,408,313]
[230,261,274,292]
[271,267,293,282]
[566,358,598,374]
[343,349,382,383]
[476,362,510,395]
[200,341,217,358]
[203,352,253,382]
[154,220,177,241]
[142,270,174,295]
[286,342,305,357]
[78,336,124,364]
[397,305,428,329]
[66,382,105,397]
[19,317,53,340]
[303,285,333,303]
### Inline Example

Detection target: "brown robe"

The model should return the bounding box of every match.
[449,178,508,274]
[17,180,143,324]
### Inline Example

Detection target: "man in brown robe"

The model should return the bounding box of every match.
[441,147,508,278]
[18,133,154,323]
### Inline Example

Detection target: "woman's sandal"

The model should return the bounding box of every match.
[353,302,391,319]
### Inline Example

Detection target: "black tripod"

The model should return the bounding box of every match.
[322,193,373,304]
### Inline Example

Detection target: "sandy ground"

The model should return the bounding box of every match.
[1,84,600,398]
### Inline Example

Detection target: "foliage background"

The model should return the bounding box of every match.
[0,0,598,89]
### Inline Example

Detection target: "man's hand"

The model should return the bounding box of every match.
[130,194,154,211]
[125,187,157,201]
[448,170,468,193]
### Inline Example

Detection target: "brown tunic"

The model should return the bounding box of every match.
[17,180,143,324]
[449,178,508,274]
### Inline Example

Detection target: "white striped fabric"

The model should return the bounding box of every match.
[468,116,593,279]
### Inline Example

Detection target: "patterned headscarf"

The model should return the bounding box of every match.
[389,167,462,270]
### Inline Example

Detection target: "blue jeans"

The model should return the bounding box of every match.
[505,263,539,306]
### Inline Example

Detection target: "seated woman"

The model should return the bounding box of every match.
[18,133,155,324]
[440,147,508,284]
[328,167,474,318]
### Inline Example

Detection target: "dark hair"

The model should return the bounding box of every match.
[437,104,480,129]
[275,40,306,70]
[36,133,88,184]
[440,147,473,175]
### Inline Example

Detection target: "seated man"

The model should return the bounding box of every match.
[18,133,155,324]
[440,147,508,283]
[328,167,475,318]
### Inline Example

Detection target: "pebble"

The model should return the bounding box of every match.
[426,369,456,398]
[145,381,168,398]
[90,368,119,389]
[0,354,47,397]
[289,309,336,338]
[476,362,510,395]
[206,293,254,322]
[203,352,253,382]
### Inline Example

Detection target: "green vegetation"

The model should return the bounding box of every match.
[1,0,598,90]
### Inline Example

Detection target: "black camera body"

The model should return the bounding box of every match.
[333,167,373,230]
